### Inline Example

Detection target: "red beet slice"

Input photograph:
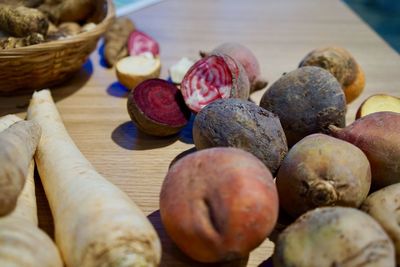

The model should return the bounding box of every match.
[127,79,191,136]
[128,30,160,57]
[181,54,250,113]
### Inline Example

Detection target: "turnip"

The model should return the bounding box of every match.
[274,207,395,267]
[200,42,268,93]
[27,90,161,267]
[329,111,400,189]
[180,53,250,113]
[0,114,63,267]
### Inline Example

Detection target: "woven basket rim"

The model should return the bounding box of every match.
[0,0,115,55]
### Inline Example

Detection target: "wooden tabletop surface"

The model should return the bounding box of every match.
[1,0,399,266]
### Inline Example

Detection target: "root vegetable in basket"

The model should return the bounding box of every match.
[356,94,400,119]
[181,54,250,113]
[160,147,279,263]
[38,0,95,24]
[200,42,268,93]
[0,0,43,8]
[116,53,161,90]
[0,119,41,217]
[0,4,49,37]
[0,32,44,49]
[0,115,63,267]
[299,46,365,103]
[260,66,346,147]
[104,17,135,67]
[329,111,400,189]
[27,90,161,267]
[273,207,396,267]
[127,79,191,136]
[193,98,288,175]
[276,134,371,218]
[361,183,400,263]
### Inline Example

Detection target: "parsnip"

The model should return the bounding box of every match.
[0,119,41,216]
[27,89,161,267]
[0,115,63,267]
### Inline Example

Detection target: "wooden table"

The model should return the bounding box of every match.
[1,0,399,266]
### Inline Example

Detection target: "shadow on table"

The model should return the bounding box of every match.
[258,257,274,267]
[35,167,54,239]
[0,59,94,117]
[147,210,249,267]
[107,81,130,98]
[168,146,197,169]
[111,121,179,150]
[98,41,109,69]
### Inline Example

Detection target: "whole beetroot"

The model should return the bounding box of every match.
[181,53,250,113]
[274,207,395,267]
[361,183,400,263]
[276,134,371,218]
[329,111,400,189]
[193,98,288,175]
[160,147,279,263]
[201,42,268,93]
[260,66,346,147]
[299,46,365,103]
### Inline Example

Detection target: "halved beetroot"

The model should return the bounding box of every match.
[127,79,191,136]
[128,30,160,57]
[180,54,250,113]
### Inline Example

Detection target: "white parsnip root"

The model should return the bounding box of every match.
[0,115,63,267]
[27,90,161,267]
[0,117,41,216]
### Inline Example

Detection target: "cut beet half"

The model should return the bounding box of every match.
[127,79,191,136]
[128,30,160,57]
[181,54,250,113]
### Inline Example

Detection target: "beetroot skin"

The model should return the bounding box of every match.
[181,53,250,113]
[329,111,400,189]
[201,42,267,92]
[160,147,279,263]
[127,79,191,136]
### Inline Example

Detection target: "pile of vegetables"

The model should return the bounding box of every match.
[104,22,400,265]
[1,8,400,267]
[0,0,99,49]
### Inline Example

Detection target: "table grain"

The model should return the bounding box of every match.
[0,0,399,266]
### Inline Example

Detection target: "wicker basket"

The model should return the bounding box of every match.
[0,0,115,95]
